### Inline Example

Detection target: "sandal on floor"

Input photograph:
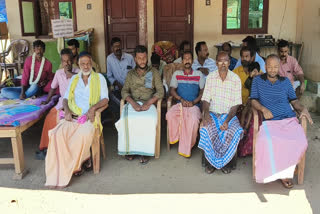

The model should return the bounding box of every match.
[281,179,294,189]
[83,159,92,171]
[35,149,47,160]
[139,156,150,165]
[74,168,85,177]
[205,166,216,174]
[221,167,231,174]
[125,155,134,161]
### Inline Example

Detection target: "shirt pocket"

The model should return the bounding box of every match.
[144,71,153,89]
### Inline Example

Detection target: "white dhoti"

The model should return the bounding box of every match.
[116,102,158,156]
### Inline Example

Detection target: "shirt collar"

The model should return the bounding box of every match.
[183,69,193,75]
[214,70,231,81]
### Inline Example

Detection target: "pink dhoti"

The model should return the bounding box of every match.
[255,117,307,183]
[166,103,201,157]
[45,120,95,188]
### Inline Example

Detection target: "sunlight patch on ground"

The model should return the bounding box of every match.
[0,187,312,214]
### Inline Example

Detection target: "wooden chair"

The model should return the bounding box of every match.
[56,105,107,174]
[252,108,307,184]
[0,39,29,83]
[120,99,162,158]
[166,96,174,151]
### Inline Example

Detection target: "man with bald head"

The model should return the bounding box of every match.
[45,52,109,188]
[251,54,312,188]
[198,51,243,174]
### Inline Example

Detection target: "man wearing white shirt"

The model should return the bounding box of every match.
[192,41,217,76]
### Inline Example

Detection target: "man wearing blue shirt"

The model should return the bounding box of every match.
[192,41,217,76]
[106,37,136,118]
[233,36,266,73]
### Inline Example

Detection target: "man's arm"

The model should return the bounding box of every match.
[291,99,313,124]
[41,88,56,105]
[202,100,211,126]
[121,72,141,111]
[141,71,164,111]
[62,98,72,121]
[87,98,109,122]
[296,74,305,94]
[192,89,204,106]
[251,99,273,120]
[220,105,240,130]
[106,58,116,85]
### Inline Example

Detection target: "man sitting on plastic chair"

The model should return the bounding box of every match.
[251,54,313,189]
[166,51,205,158]
[116,45,164,165]
[45,52,109,188]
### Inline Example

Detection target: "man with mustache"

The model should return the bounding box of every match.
[233,46,261,105]
[59,39,101,73]
[277,39,305,98]
[106,37,135,119]
[199,51,243,174]
[166,51,205,157]
[192,41,217,76]
[45,52,109,188]
[35,48,80,160]
[0,40,54,99]
[233,36,266,73]
[116,45,164,164]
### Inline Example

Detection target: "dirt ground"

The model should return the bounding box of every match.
[0,114,319,214]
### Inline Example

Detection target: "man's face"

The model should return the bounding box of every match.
[182,53,193,69]
[61,54,73,72]
[135,52,148,70]
[266,58,280,78]
[241,51,253,67]
[112,42,122,57]
[79,56,93,73]
[278,46,289,61]
[198,44,209,59]
[68,45,78,58]
[152,63,160,70]
[217,54,230,72]
[222,44,231,56]
[33,46,44,59]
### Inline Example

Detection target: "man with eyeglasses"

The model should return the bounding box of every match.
[198,51,243,174]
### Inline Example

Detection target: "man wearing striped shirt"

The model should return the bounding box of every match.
[251,54,312,188]
[198,51,243,174]
[192,41,217,76]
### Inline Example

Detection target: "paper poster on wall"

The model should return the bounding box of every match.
[51,19,74,38]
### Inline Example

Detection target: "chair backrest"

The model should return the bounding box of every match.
[7,39,30,63]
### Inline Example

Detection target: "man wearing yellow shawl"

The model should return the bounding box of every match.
[45,52,109,188]
[116,45,164,164]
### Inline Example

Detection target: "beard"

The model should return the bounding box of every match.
[137,64,147,70]
[241,60,250,67]
[81,69,92,76]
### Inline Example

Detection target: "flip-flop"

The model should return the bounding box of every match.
[74,168,85,177]
[139,156,149,165]
[221,167,231,174]
[125,155,134,161]
[83,159,92,171]
[205,166,216,174]
[281,179,294,189]
[35,149,47,160]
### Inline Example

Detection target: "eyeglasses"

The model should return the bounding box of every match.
[217,61,229,65]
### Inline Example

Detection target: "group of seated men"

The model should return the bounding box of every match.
[0,35,312,189]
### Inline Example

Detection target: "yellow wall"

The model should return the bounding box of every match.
[5,0,106,73]
[76,0,106,73]
[296,0,320,81]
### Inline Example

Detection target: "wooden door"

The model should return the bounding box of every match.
[105,0,139,54]
[155,0,194,48]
